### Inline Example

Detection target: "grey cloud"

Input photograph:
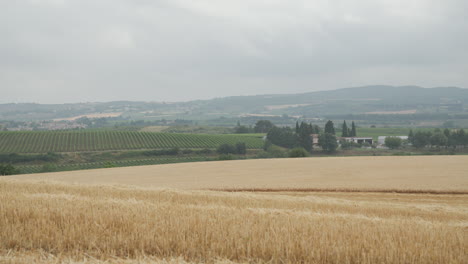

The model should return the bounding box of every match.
[1,0,467,103]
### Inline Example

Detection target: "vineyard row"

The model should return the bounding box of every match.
[0,131,264,153]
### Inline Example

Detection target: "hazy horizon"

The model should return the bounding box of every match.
[2,1,467,104]
[2,84,468,105]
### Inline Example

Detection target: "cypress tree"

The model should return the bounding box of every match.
[314,125,320,134]
[341,121,349,137]
[350,121,357,137]
[319,133,338,153]
[408,129,414,144]
[443,128,451,138]
[324,120,335,135]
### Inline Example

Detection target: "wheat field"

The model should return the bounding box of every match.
[12,156,468,191]
[1,180,467,263]
[2,156,468,263]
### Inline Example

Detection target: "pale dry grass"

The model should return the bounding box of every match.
[0,180,466,264]
[12,156,468,191]
[53,113,123,121]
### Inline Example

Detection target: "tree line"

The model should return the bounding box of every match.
[264,120,357,153]
[408,128,468,148]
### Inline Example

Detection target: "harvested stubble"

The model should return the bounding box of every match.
[0,180,466,263]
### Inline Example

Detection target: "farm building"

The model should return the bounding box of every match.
[311,134,373,146]
[378,136,408,145]
[311,134,320,145]
[339,137,374,145]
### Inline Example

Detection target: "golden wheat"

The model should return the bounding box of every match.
[0,180,466,264]
[12,156,468,191]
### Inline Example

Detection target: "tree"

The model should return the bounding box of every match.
[443,128,451,138]
[254,120,274,133]
[384,137,402,149]
[296,122,313,152]
[319,133,338,153]
[234,125,251,134]
[263,139,273,151]
[312,124,321,134]
[350,121,357,137]
[430,132,448,148]
[341,121,349,137]
[460,129,468,147]
[0,164,19,176]
[324,120,335,135]
[297,133,312,152]
[235,142,247,155]
[216,144,237,155]
[412,131,432,148]
[340,140,359,150]
[266,127,297,148]
[408,129,414,145]
[452,129,468,148]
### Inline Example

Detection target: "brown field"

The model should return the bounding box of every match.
[53,112,123,121]
[12,156,468,192]
[265,104,311,110]
[2,156,468,263]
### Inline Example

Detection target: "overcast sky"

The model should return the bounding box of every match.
[1,0,467,103]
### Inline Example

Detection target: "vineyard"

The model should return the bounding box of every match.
[0,131,264,153]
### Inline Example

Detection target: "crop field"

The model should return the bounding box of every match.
[3,156,467,263]
[356,127,440,140]
[0,180,466,263]
[0,131,264,153]
[13,156,468,191]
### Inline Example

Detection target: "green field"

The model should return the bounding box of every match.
[0,131,264,153]
[356,127,432,140]
[16,156,215,174]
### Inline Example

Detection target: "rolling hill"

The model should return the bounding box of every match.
[1,85,467,122]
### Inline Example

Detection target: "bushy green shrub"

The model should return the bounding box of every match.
[385,137,402,149]
[340,140,360,150]
[217,143,247,155]
[196,148,213,154]
[218,154,235,160]
[266,145,287,158]
[0,164,19,176]
[235,142,247,155]
[289,148,310,158]
[217,144,237,154]
[40,164,57,173]
[143,148,180,156]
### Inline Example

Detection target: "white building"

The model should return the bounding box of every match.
[340,137,373,144]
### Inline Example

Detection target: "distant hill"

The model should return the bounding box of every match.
[187,85,468,116]
[1,85,467,122]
